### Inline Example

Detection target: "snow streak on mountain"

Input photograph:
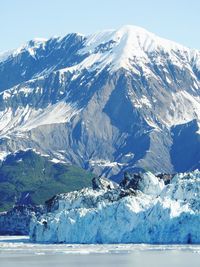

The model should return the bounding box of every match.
[0,25,199,180]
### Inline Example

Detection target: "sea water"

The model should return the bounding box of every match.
[0,236,200,267]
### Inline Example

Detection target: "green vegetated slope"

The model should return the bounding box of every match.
[0,150,93,211]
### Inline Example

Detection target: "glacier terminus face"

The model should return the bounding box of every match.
[30,170,200,244]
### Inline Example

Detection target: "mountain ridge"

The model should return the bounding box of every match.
[0,25,199,180]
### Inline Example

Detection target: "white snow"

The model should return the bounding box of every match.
[0,151,9,161]
[0,101,80,136]
[1,24,200,77]
[162,90,200,127]
[76,25,200,73]
[140,95,152,108]
[166,76,172,84]
[51,158,62,164]
[18,87,32,96]
[2,91,11,100]
[50,158,66,164]
[0,50,13,63]
[125,152,134,158]
[196,122,200,134]
[55,25,200,80]
[14,38,47,58]
[0,38,47,63]
[89,159,127,167]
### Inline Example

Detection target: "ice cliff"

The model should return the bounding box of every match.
[30,170,200,244]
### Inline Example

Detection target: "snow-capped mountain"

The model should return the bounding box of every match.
[0,25,200,180]
[30,170,200,244]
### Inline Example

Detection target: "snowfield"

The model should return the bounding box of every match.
[30,170,200,244]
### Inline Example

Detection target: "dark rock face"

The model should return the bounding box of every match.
[0,34,86,92]
[156,173,174,185]
[170,120,200,172]
[119,172,143,190]
[0,205,44,235]
[92,176,117,190]
[45,195,60,213]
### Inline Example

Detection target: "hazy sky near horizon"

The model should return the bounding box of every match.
[1,0,200,52]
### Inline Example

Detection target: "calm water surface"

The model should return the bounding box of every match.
[0,236,200,267]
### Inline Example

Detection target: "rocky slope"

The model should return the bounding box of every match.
[0,25,200,180]
[30,170,200,244]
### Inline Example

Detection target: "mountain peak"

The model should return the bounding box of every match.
[0,25,200,178]
[1,25,199,73]
[77,24,198,73]
[114,24,152,36]
[27,38,47,46]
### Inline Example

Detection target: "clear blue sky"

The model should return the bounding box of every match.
[1,0,200,52]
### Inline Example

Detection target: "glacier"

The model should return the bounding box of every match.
[30,170,200,244]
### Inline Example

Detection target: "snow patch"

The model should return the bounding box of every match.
[0,151,9,161]
[2,91,11,100]
[140,95,152,108]
[0,101,80,136]
[163,91,200,127]
[89,159,128,167]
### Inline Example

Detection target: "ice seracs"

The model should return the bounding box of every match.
[30,170,200,244]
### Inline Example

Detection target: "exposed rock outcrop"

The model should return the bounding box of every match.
[92,176,117,190]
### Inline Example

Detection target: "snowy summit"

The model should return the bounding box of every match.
[78,25,200,73]
[0,25,199,179]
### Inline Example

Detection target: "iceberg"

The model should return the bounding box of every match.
[30,170,200,244]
